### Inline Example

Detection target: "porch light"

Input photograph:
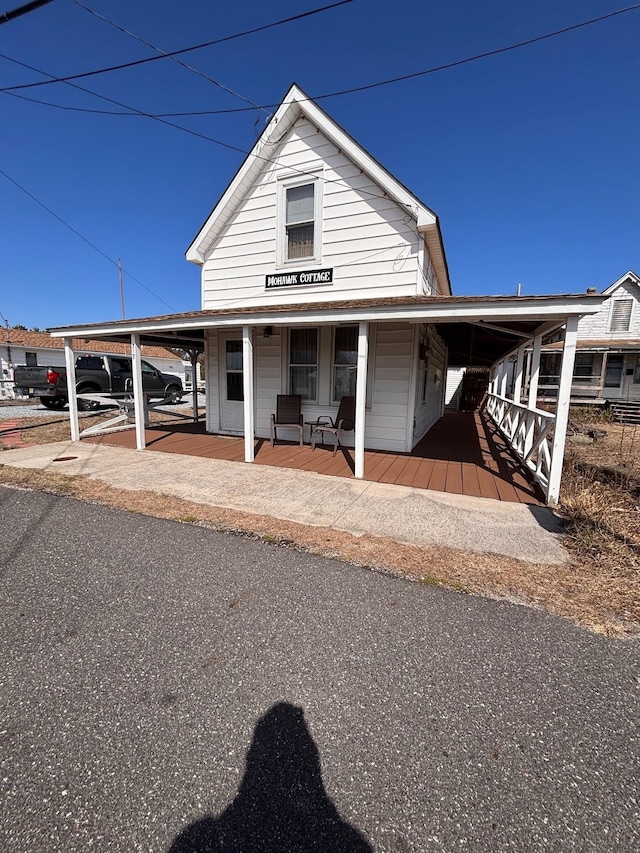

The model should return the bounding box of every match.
[263,326,273,338]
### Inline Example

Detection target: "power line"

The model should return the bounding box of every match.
[0,52,398,208]
[0,167,178,312]
[74,0,270,118]
[5,1,640,116]
[0,0,355,92]
[0,0,54,26]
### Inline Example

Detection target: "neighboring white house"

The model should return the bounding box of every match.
[532,271,640,404]
[48,84,604,504]
[0,329,185,400]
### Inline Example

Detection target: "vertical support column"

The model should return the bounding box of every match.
[242,325,255,463]
[64,337,79,442]
[189,349,199,423]
[130,333,146,450]
[598,352,608,401]
[499,361,508,397]
[354,321,369,479]
[513,345,525,403]
[547,316,579,505]
[525,333,542,457]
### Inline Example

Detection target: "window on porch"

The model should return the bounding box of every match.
[289,328,318,401]
[332,326,358,402]
[605,354,624,387]
[573,353,594,384]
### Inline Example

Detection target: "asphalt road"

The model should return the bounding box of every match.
[1,487,638,852]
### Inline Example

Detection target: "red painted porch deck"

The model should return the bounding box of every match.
[85,410,541,505]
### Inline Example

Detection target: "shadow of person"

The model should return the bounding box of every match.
[168,702,372,852]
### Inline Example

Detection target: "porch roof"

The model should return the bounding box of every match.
[48,292,605,367]
[542,338,640,353]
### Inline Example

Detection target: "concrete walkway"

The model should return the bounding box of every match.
[0,440,568,564]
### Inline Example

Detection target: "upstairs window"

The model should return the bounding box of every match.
[286,184,315,260]
[609,299,632,332]
[277,173,322,268]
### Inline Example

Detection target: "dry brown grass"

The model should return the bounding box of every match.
[1,409,639,638]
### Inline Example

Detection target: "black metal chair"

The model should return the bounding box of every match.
[310,396,356,457]
[270,394,304,448]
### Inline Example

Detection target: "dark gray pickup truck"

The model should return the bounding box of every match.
[14,354,183,411]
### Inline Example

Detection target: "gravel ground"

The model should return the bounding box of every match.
[1,487,638,852]
[0,395,205,420]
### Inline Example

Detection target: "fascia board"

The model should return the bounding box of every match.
[300,96,430,221]
[49,297,606,339]
[602,270,640,296]
[186,84,440,264]
[185,87,302,263]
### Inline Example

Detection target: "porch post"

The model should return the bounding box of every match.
[131,333,146,450]
[63,337,79,442]
[499,361,507,397]
[598,352,608,401]
[524,333,542,458]
[354,321,369,479]
[513,345,525,403]
[189,348,199,423]
[547,316,579,505]
[242,325,255,463]
[528,334,542,409]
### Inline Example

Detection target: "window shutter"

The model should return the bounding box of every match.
[609,299,632,332]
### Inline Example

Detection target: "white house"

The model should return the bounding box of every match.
[536,271,640,404]
[0,329,185,400]
[48,84,604,504]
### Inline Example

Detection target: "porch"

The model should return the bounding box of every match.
[85,409,542,505]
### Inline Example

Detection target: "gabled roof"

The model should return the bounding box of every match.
[602,270,640,296]
[186,83,451,295]
[1,329,178,359]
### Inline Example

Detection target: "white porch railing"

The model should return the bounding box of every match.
[485,393,555,500]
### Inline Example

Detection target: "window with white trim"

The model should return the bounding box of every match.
[289,328,318,401]
[609,299,632,332]
[25,351,37,366]
[277,174,322,267]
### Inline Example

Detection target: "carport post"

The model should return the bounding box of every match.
[242,325,255,463]
[354,321,369,479]
[547,315,578,505]
[130,333,146,450]
[63,338,79,442]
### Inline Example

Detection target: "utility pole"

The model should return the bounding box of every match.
[118,259,125,319]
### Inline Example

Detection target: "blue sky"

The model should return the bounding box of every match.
[1,0,638,329]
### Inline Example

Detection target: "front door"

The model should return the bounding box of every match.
[219,335,245,432]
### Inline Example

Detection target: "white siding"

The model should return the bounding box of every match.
[445,367,466,408]
[413,325,446,444]
[578,281,640,339]
[201,119,429,309]
[203,322,429,453]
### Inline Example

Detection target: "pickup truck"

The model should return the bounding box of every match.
[14,354,184,411]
